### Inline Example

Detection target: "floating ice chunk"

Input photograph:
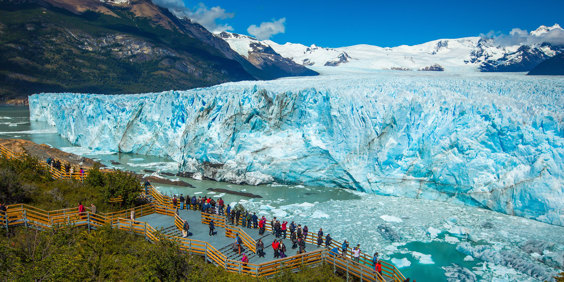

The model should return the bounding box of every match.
[445,235,460,244]
[464,255,474,261]
[448,226,470,238]
[380,215,403,223]
[271,208,288,218]
[427,227,441,238]
[311,210,330,219]
[412,252,434,264]
[391,258,411,268]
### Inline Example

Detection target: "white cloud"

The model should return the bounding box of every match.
[247,18,286,40]
[188,4,234,33]
[487,24,564,46]
[151,0,234,33]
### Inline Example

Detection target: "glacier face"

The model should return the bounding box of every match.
[29,72,564,225]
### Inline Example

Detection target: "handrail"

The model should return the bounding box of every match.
[0,142,407,281]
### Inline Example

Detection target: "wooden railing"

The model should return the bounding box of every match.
[0,142,407,281]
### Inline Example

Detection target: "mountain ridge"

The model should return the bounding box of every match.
[221,24,564,73]
[0,0,317,101]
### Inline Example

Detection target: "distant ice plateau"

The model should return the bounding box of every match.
[29,72,564,226]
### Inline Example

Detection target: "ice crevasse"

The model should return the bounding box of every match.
[29,73,564,226]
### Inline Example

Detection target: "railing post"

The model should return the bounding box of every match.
[87,213,91,231]
[23,209,28,228]
[204,243,208,262]
[144,223,147,240]
[129,219,133,234]
[346,259,350,281]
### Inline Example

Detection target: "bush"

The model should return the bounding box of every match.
[102,170,141,208]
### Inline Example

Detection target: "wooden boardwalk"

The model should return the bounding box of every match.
[0,143,405,281]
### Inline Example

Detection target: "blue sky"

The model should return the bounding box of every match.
[166,0,564,47]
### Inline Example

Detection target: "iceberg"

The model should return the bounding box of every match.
[29,72,564,225]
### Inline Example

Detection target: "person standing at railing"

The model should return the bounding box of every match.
[290,221,296,235]
[226,203,231,216]
[80,168,84,182]
[144,180,150,194]
[372,252,379,266]
[130,209,135,221]
[325,234,332,248]
[352,244,361,263]
[184,195,190,211]
[297,224,303,238]
[172,195,178,209]
[274,220,281,238]
[291,231,297,249]
[281,221,287,239]
[303,225,309,241]
[179,194,185,210]
[242,253,249,271]
[230,210,235,225]
[64,163,70,178]
[317,234,323,247]
[183,220,190,238]
[375,259,383,277]
[252,213,258,229]
[90,203,97,214]
[258,217,265,235]
[209,219,215,236]
[70,166,74,179]
[192,196,197,210]
[235,210,241,226]
[256,239,265,257]
[270,217,276,235]
[78,202,86,219]
[218,198,224,215]
[246,212,252,229]
[341,240,349,258]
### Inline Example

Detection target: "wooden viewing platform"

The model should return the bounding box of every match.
[0,143,406,281]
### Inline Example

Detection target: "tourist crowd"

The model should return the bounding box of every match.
[169,193,385,277]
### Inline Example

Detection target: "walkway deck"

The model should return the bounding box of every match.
[0,142,405,281]
[138,209,324,265]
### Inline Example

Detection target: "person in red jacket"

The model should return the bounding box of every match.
[281,221,288,239]
[78,202,85,219]
[375,260,383,277]
[272,239,280,258]
[258,218,265,235]
[218,198,224,215]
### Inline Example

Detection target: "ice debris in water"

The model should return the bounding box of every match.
[443,264,477,282]
[456,242,557,281]
[29,73,564,226]
[391,257,411,268]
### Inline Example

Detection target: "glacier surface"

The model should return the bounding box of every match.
[29,72,564,225]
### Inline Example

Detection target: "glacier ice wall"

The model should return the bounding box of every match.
[29,73,564,226]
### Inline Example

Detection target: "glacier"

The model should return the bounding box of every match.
[29,72,564,226]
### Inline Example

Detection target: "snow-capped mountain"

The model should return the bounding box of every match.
[217,32,318,77]
[220,24,564,72]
